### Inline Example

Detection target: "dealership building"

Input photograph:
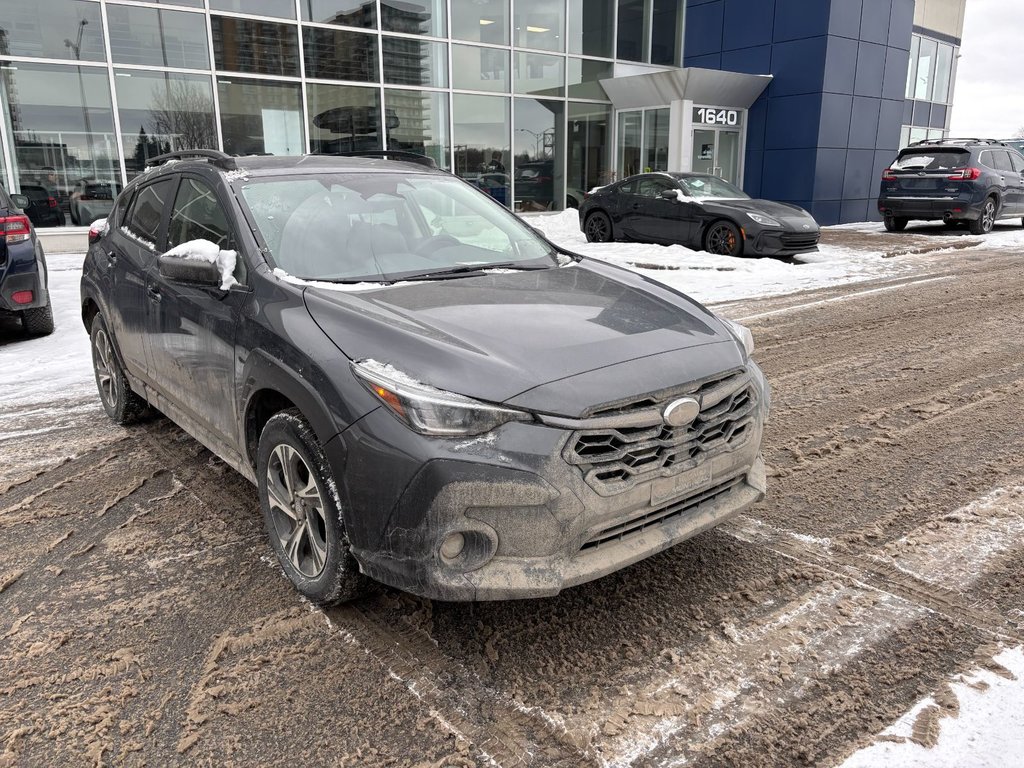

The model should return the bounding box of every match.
[0,0,966,227]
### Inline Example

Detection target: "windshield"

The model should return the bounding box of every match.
[678,176,749,200]
[891,150,968,171]
[238,173,557,283]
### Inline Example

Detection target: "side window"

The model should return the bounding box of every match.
[112,189,135,229]
[167,178,232,250]
[978,151,994,170]
[618,180,638,195]
[1011,152,1024,174]
[124,179,175,249]
[636,178,674,198]
[991,150,1014,173]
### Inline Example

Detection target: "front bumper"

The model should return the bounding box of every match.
[334,366,769,601]
[748,229,820,256]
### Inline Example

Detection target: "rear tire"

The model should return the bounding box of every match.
[22,304,55,336]
[584,211,613,243]
[703,221,744,256]
[90,314,148,425]
[969,197,997,235]
[883,215,908,232]
[257,408,371,606]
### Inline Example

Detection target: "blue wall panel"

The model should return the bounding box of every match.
[774,0,830,43]
[877,99,904,152]
[722,44,772,76]
[849,97,881,149]
[765,94,823,150]
[854,42,888,97]
[860,0,892,45]
[829,0,863,38]
[684,1,725,58]
[888,0,916,50]
[818,93,853,148]
[770,37,828,96]
[815,148,848,200]
[722,0,775,51]
[882,46,911,100]
[763,149,818,201]
[823,35,858,94]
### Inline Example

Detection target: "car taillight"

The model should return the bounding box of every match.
[12,290,34,305]
[88,218,108,245]
[948,167,982,181]
[0,215,31,244]
[48,197,58,208]
[882,169,897,181]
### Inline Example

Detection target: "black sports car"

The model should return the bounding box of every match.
[579,173,820,257]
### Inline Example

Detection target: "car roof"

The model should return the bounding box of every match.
[169,154,440,178]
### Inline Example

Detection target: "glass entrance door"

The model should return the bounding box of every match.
[616,107,669,179]
[691,128,742,185]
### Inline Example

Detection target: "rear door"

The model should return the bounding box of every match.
[989,150,1022,215]
[106,178,176,379]
[145,174,248,442]
[1010,152,1024,216]
[884,148,970,201]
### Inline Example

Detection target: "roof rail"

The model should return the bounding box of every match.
[146,149,238,170]
[333,150,438,168]
[908,138,1005,147]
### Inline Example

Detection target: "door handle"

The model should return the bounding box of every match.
[147,284,162,303]
[106,250,117,264]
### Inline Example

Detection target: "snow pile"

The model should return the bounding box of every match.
[165,239,238,290]
[530,210,910,305]
[840,646,1024,768]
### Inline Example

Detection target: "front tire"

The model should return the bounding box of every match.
[703,221,744,256]
[90,314,148,425]
[584,211,613,243]
[257,408,371,606]
[22,304,55,336]
[884,215,909,232]
[969,198,997,235]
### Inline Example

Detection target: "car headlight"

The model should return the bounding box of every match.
[721,319,755,357]
[352,360,532,436]
[747,212,781,227]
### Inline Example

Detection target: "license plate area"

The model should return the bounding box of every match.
[651,464,713,507]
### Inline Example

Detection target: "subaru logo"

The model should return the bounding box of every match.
[662,397,700,428]
[802,224,810,230]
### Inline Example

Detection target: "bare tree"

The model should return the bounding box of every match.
[1015,126,1024,139]
[149,81,217,151]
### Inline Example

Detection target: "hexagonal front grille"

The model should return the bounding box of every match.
[566,372,757,495]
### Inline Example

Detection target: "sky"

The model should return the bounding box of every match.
[949,0,1024,139]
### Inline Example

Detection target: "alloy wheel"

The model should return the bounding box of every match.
[706,224,739,255]
[92,328,117,408]
[982,200,996,232]
[266,443,329,578]
[586,213,610,242]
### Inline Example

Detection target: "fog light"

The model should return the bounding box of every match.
[440,532,466,561]
[11,290,33,305]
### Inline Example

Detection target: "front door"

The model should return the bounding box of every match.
[145,175,247,442]
[691,128,742,185]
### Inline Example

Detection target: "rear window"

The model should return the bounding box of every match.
[892,150,968,171]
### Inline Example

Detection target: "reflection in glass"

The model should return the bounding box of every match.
[452,45,508,93]
[381,0,445,37]
[567,58,612,101]
[303,27,379,83]
[617,110,641,177]
[691,128,714,175]
[717,130,741,185]
[209,0,296,19]
[212,17,299,77]
[650,0,680,66]
[384,89,449,168]
[514,53,564,98]
[453,94,509,207]
[0,0,105,62]
[300,0,376,28]
[451,0,508,45]
[114,71,217,179]
[567,102,611,206]
[905,35,920,99]
[933,43,953,104]
[218,77,303,155]
[0,62,118,223]
[514,98,564,212]
[513,0,564,52]
[644,107,670,172]
[568,0,614,58]
[617,0,646,62]
[307,83,382,154]
[383,38,447,88]
[915,37,936,101]
[107,5,210,69]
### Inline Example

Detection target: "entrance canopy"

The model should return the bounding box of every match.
[599,67,773,110]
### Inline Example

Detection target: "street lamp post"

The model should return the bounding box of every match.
[65,19,95,180]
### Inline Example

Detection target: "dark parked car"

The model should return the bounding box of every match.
[579,173,820,257]
[19,184,66,228]
[878,139,1024,234]
[513,160,587,211]
[70,179,119,226]
[81,150,770,605]
[1,185,54,335]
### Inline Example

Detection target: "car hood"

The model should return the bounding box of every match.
[303,260,739,412]
[701,198,819,229]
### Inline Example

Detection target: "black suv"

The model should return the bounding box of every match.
[878,139,1024,234]
[81,150,770,604]
[1,185,54,335]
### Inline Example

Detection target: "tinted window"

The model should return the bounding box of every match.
[1011,152,1024,174]
[636,178,675,198]
[978,151,994,170]
[107,5,210,68]
[301,0,375,27]
[892,150,970,171]
[991,150,1015,173]
[168,178,231,249]
[303,27,379,82]
[209,0,294,18]
[618,180,638,195]
[125,179,175,247]
[112,190,135,228]
[381,0,444,36]
[0,0,105,61]
[212,16,299,77]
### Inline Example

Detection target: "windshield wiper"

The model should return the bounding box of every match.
[403,262,551,281]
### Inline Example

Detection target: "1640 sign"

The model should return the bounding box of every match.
[693,107,740,127]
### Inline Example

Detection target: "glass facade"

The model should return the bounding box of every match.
[901,32,957,148]
[0,0,688,224]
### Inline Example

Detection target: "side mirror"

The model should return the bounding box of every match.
[660,189,683,201]
[158,254,222,287]
[10,193,30,209]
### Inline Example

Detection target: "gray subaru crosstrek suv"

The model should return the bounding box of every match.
[81,150,770,604]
